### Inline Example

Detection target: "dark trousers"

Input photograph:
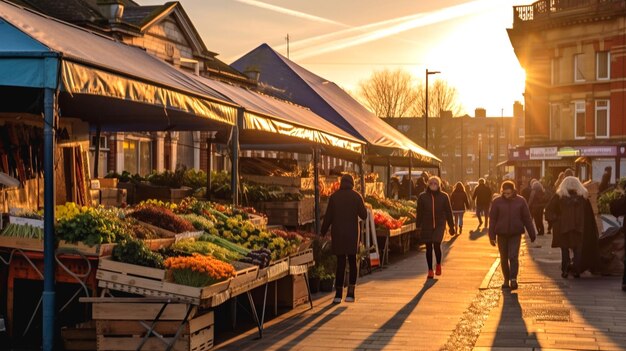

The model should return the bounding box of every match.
[335,254,357,291]
[561,246,582,274]
[531,207,544,235]
[425,242,442,270]
[497,234,522,281]
[623,253,626,285]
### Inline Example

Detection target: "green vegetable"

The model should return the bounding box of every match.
[1,223,43,239]
[56,208,129,246]
[170,239,242,262]
[198,233,250,256]
[112,239,164,269]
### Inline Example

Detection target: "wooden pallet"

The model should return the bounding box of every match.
[97,257,231,306]
[87,298,214,351]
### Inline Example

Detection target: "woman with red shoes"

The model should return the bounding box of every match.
[416,176,455,279]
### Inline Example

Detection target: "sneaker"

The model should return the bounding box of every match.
[435,264,442,276]
[332,297,342,304]
[510,280,518,290]
[345,296,355,303]
[427,270,435,279]
[346,285,355,302]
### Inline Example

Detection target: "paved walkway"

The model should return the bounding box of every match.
[217,215,626,351]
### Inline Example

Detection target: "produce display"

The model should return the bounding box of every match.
[197,233,250,257]
[56,206,129,246]
[164,254,235,287]
[366,195,416,223]
[1,223,43,239]
[112,239,164,269]
[170,238,243,262]
[239,248,271,268]
[129,204,195,234]
[372,209,405,230]
[179,213,214,231]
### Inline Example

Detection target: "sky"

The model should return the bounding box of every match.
[140,0,535,116]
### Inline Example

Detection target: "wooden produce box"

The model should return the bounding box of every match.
[97,257,231,306]
[376,223,416,238]
[117,182,136,205]
[61,321,97,351]
[96,178,119,189]
[277,274,309,309]
[58,241,116,257]
[258,197,315,226]
[100,188,127,207]
[88,298,214,351]
[135,184,193,204]
[0,236,45,252]
[289,249,314,267]
[257,257,290,282]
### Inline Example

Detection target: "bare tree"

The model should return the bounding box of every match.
[358,69,418,118]
[414,79,462,117]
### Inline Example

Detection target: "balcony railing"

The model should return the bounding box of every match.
[513,0,626,25]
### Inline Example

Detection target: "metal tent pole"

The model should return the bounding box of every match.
[386,158,391,197]
[359,149,365,197]
[313,147,321,235]
[408,154,413,199]
[93,125,101,178]
[206,134,214,201]
[231,109,243,206]
[42,87,57,351]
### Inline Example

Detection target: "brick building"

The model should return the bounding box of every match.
[16,0,253,176]
[508,0,626,184]
[384,102,525,183]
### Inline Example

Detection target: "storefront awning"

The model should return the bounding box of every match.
[188,75,363,156]
[0,1,237,131]
[231,44,441,167]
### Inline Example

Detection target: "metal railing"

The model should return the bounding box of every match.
[513,0,625,24]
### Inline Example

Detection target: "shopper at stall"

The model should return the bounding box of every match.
[609,181,626,291]
[416,176,455,279]
[450,182,470,235]
[472,178,492,229]
[545,176,600,278]
[489,180,536,290]
[528,179,546,236]
[321,174,368,303]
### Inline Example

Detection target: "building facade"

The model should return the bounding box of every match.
[384,102,525,183]
[508,0,626,184]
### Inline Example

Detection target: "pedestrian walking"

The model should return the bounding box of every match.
[450,182,470,235]
[416,176,455,279]
[609,181,626,291]
[472,178,492,229]
[528,180,546,236]
[599,166,612,194]
[489,180,537,290]
[321,174,368,303]
[545,176,600,279]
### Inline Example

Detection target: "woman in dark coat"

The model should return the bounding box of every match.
[321,174,367,303]
[416,176,455,279]
[528,180,546,236]
[545,176,600,278]
[450,182,470,234]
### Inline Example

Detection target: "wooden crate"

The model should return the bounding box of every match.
[277,274,309,309]
[58,241,116,257]
[289,249,314,267]
[242,174,302,188]
[135,184,193,204]
[257,257,290,282]
[90,299,214,351]
[61,321,97,351]
[96,178,119,189]
[97,257,231,306]
[229,265,260,290]
[0,236,44,252]
[258,197,315,226]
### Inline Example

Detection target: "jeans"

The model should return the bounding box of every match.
[425,242,442,270]
[561,247,582,274]
[335,254,357,291]
[453,211,465,228]
[476,206,488,225]
[497,234,522,281]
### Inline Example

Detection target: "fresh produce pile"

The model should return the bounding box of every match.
[239,249,272,268]
[373,209,405,230]
[129,204,195,234]
[112,239,164,269]
[164,254,235,287]
[1,223,43,239]
[56,206,129,246]
[366,196,415,223]
[170,238,243,262]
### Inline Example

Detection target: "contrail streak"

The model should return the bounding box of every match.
[290,0,502,60]
[232,0,347,27]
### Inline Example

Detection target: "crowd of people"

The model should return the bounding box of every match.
[321,168,626,304]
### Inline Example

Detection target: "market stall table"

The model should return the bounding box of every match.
[376,223,417,266]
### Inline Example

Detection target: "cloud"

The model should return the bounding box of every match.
[289,0,502,60]
[232,0,347,27]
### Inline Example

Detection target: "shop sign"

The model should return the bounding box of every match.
[578,146,616,157]
[530,147,559,160]
[509,147,530,161]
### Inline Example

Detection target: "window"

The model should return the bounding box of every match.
[455,145,461,157]
[551,58,560,85]
[518,128,525,138]
[574,101,586,139]
[499,128,505,138]
[466,167,473,175]
[123,138,153,175]
[90,135,109,176]
[574,54,585,82]
[595,100,610,138]
[549,103,561,140]
[596,51,610,80]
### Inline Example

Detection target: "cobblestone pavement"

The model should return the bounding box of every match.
[217,216,626,351]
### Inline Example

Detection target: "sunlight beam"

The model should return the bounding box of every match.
[232,0,348,27]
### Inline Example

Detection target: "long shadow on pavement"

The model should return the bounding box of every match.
[491,291,540,349]
[469,228,488,241]
[354,279,438,350]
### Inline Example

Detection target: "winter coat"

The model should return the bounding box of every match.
[545,192,600,272]
[488,193,537,241]
[528,187,546,210]
[472,184,492,208]
[321,177,368,255]
[450,190,470,212]
[416,189,454,243]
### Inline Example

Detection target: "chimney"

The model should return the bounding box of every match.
[513,101,524,119]
[97,0,124,22]
[440,110,453,119]
[243,68,261,83]
[475,108,486,118]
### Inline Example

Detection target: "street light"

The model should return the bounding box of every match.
[478,133,483,178]
[425,69,440,149]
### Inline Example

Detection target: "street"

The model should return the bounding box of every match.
[217,215,626,351]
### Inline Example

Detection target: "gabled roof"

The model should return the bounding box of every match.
[231,44,440,166]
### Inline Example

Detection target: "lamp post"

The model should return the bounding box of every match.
[478,133,483,178]
[425,69,440,149]
[206,131,216,201]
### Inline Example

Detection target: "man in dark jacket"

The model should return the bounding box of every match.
[472,178,492,228]
[489,180,537,290]
[321,174,368,303]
